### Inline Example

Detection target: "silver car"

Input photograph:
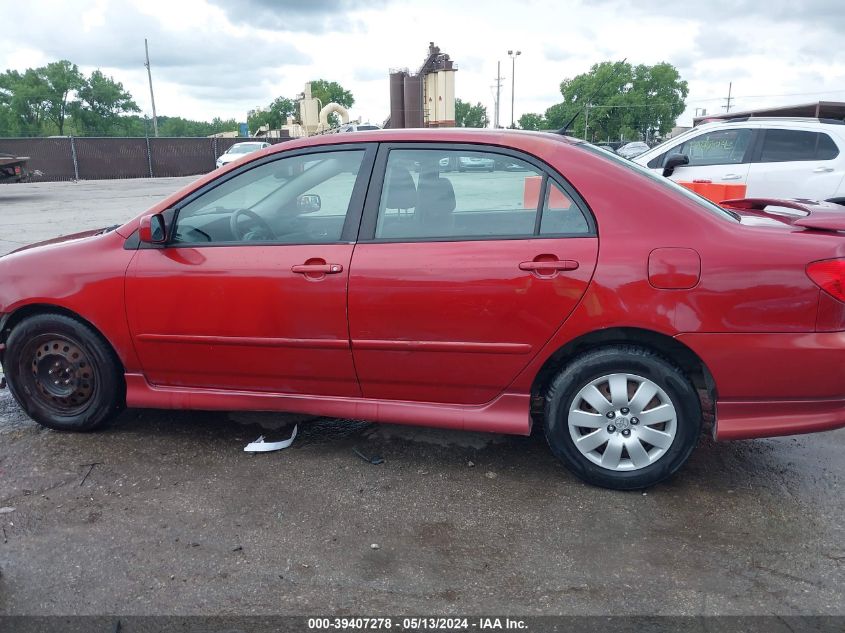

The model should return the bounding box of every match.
[215,142,271,169]
[616,141,650,159]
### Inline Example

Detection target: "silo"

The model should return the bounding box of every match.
[403,74,424,128]
[389,71,406,129]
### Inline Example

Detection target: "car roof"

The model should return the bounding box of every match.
[263,128,581,153]
[693,117,844,130]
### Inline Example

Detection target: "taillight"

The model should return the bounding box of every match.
[807,259,845,302]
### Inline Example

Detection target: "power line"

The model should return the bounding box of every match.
[689,88,845,104]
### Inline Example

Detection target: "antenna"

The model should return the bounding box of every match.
[557,57,627,136]
[144,38,159,137]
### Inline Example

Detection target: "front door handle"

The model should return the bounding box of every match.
[722,173,743,180]
[519,260,579,272]
[814,166,834,173]
[291,263,344,274]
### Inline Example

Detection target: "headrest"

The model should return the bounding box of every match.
[384,165,417,209]
[416,176,456,214]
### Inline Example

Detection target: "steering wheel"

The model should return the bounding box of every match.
[229,208,276,241]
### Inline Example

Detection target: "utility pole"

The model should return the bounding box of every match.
[722,82,733,113]
[584,104,590,141]
[508,50,521,128]
[144,38,159,137]
[493,61,504,129]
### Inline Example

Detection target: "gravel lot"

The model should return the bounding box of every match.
[0,177,843,616]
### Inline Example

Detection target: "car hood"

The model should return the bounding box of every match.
[4,227,111,258]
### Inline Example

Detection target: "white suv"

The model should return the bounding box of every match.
[634,118,845,204]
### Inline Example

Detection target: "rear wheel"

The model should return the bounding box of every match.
[4,313,124,431]
[543,345,701,490]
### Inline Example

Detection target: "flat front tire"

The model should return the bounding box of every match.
[4,313,124,431]
[543,345,701,490]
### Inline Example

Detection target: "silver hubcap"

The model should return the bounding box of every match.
[568,373,677,472]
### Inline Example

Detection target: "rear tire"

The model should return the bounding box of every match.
[543,345,701,490]
[4,313,124,431]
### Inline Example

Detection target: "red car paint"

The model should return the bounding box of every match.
[2,128,845,442]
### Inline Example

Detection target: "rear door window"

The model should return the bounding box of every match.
[372,147,592,241]
[757,129,840,162]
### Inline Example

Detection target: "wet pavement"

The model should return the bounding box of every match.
[1,391,844,615]
[0,178,844,615]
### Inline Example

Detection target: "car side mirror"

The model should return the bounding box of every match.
[663,153,689,177]
[139,213,167,244]
[298,194,321,214]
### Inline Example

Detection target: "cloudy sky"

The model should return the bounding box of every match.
[3,0,845,130]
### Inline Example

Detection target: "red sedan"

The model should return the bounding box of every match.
[2,129,845,489]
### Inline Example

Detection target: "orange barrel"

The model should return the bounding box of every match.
[523,176,572,209]
[523,175,542,209]
[720,183,747,202]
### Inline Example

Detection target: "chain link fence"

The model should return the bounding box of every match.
[0,136,290,182]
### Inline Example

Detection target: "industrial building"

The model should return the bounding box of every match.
[387,42,457,128]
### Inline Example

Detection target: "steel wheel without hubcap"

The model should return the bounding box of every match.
[22,334,97,416]
[568,372,677,471]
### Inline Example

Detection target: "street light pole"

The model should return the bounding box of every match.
[508,50,521,128]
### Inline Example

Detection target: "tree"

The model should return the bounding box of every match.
[455,98,489,128]
[308,79,354,108]
[41,60,85,135]
[158,115,238,136]
[308,79,353,126]
[72,70,140,135]
[626,63,689,141]
[518,112,547,131]
[543,61,687,142]
[247,96,296,133]
[0,68,49,135]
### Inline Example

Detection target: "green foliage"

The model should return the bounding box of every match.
[518,112,547,131]
[41,61,85,135]
[247,96,296,133]
[71,70,140,135]
[455,98,489,128]
[309,79,354,109]
[544,61,688,142]
[0,59,240,138]
[0,68,48,135]
[308,79,354,127]
[157,116,238,137]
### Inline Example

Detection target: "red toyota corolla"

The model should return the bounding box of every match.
[2,129,845,489]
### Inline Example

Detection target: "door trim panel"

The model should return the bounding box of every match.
[352,339,532,354]
[136,333,350,350]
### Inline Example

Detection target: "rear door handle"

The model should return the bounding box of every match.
[722,174,743,181]
[291,263,344,274]
[519,260,579,272]
[814,166,834,173]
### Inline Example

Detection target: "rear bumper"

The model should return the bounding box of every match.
[677,331,845,440]
[716,399,845,440]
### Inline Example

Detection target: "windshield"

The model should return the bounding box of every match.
[578,143,739,222]
[227,143,263,155]
[641,126,708,158]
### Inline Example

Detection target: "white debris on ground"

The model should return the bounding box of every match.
[244,424,298,453]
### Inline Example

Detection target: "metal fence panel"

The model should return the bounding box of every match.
[0,137,292,182]
[0,137,76,181]
[74,137,150,180]
[150,137,216,177]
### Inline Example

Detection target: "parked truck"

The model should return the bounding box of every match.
[0,152,31,183]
